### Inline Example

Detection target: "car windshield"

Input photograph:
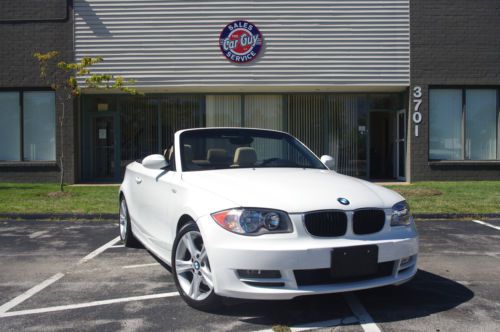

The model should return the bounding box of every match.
[180,129,327,171]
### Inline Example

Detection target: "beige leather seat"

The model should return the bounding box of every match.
[207,148,228,166]
[233,147,257,167]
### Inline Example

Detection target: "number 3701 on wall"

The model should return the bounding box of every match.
[413,86,423,137]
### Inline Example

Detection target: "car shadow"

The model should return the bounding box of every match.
[204,269,474,328]
[140,244,474,328]
[355,269,474,324]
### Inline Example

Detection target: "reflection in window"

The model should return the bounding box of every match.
[23,92,56,161]
[0,92,21,161]
[429,89,463,160]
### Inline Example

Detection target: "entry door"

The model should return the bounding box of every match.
[92,116,116,179]
[396,110,406,180]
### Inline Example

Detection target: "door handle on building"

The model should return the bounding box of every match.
[135,177,142,184]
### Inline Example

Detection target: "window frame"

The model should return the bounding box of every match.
[429,86,500,161]
[0,88,56,162]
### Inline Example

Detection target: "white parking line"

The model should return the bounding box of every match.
[472,220,500,231]
[78,236,120,264]
[0,273,65,315]
[0,292,179,318]
[28,230,49,239]
[344,293,381,332]
[122,262,160,269]
[253,315,358,332]
[0,236,120,316]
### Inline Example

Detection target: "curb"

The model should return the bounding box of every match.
[413,213,500,220]
[0,213,117,221]
[0,213,499,221]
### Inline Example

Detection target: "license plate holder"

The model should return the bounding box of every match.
[331,245,378,279]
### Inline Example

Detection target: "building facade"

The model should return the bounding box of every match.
[0,0,498,183]
[0,0,75,182]
[410,0,500,180]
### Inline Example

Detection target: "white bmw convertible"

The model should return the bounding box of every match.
[119,128,418,310]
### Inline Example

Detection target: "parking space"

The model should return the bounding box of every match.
[0,219,499,331]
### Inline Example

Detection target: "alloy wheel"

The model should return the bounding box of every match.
[175,231,214,301]
[119,199,127,240]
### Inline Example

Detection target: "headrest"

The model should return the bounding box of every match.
[233,147,257,166]
[207,148,227,164]
[183,144,193,163]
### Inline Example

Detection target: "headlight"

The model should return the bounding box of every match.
[211,208,293,235]
[391,201,413,226]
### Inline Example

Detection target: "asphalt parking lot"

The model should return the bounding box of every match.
[0,219,499,332]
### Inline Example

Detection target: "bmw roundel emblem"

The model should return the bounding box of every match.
[337,198,350,205]
[219,20,263,63]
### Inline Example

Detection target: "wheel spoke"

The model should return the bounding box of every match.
[199,246,207,261]
[119,201,127,239]
[182,233,197,257]
[189,274,202,299]
[200,267,213,289]
[176,259,192,274]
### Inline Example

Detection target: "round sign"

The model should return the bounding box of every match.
[219,20,263,63]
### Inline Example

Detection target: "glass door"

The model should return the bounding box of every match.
[396,109,406,180]
[91,115,118,180]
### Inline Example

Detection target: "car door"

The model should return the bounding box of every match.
[138,148,180,257]
[133,165,170,251]
[151,170,182,256]
[124,163,149,231]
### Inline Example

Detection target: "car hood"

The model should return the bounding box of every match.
[181,168,403,213]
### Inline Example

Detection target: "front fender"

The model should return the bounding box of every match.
[172,181,240,228]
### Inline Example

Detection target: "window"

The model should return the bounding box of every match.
[205,94,284,130]
[206,95,241,127]
[0,90,56,162]
[430,88,499,161]
[244,95,283,130]
[180,128,326,171]
[465,90,497,160]
[0,92,21,161]
[23,92,56,161]
[429,89,463,160]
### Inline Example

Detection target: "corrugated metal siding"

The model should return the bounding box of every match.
[74,0,409,89]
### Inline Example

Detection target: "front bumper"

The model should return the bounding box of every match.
[197,213,419,300]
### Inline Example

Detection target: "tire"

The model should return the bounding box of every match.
[119,197,141,248]
[172,221,222,311]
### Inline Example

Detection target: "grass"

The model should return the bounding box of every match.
[0,183,119,214]
[0,181,499,215]
[386,181,500,214]
[272,325,291,332]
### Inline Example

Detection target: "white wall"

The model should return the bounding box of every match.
[75,0,409,91]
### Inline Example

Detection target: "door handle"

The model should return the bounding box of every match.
[135,177,142,184]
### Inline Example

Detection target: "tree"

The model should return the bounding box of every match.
[33,51,140,192]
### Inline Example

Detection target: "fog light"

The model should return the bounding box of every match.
[400,256,411,266]
[237,269,281,279]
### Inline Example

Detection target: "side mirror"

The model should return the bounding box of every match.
[142,154,169,170]
[320,155,336,170]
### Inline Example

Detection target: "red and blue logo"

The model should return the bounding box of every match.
[219,20,263,63]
